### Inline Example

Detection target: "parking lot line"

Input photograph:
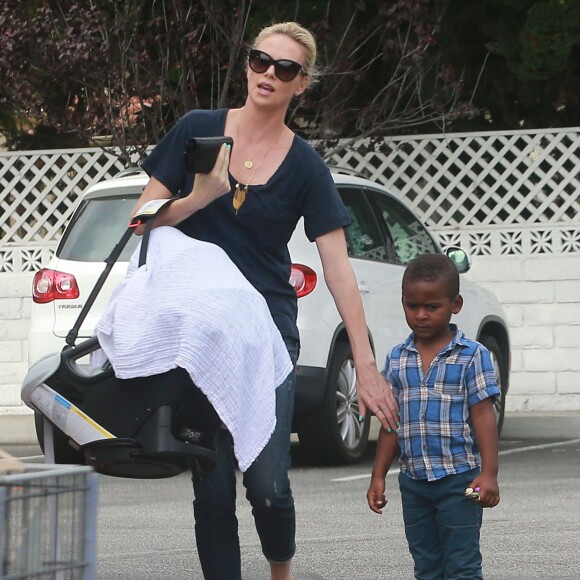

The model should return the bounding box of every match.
[498,438,580,456]
[329,438,580,483]
[330,469,400,483]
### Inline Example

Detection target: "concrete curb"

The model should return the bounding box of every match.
[500,411,580,441]
[0,413,36,445]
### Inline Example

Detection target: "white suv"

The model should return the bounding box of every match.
[28,168,510,464]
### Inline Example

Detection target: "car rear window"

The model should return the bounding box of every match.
[57,195,140,262]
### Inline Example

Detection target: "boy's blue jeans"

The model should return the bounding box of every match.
[191,338,298,580]
[399,468,484,580]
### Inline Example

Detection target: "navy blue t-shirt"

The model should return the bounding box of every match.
[141,109,350,341]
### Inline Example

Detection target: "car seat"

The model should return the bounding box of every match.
[21,197,220,479]
[22,336,220,479]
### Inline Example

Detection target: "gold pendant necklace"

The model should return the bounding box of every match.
[233,183,247,210]
[233,107,285,214]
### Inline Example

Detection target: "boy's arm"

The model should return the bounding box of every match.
[470,398,500,508]
[367,427,399,514]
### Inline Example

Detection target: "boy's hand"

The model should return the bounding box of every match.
[468,474,500,508]
[367,478,387,514]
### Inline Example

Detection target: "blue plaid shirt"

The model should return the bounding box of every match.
[383,325,500,482]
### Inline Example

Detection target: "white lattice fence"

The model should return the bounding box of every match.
[1,128,579,271]
[434,224,580,256]
[0,148,146,273]
[0,245,55,274]
[326,127,580,257]
[0,148,142,244]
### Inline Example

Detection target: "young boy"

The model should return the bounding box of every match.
[367,253,501,580]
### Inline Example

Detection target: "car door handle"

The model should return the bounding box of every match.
[358,283,370,294]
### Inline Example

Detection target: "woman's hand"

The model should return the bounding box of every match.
[185,143,232,212]
[355,361,399,431]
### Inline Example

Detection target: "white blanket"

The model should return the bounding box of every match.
[91,226,293,471]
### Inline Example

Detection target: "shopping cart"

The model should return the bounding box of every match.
[0,463,98,580]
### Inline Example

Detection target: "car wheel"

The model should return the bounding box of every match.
[296,341,371,464]
[479,335,508,436]
[34,412,83,464]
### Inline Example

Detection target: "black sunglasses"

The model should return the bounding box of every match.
[248,49,306,82]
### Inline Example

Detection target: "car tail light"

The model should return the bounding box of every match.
[289,264,317,298]
[32,268,80,303]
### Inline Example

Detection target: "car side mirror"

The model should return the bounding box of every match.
[445,246,471,274]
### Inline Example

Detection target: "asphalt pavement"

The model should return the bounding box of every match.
[2,412,580,580]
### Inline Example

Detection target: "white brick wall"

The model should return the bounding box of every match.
[0,273,34,417]
[464,253,580,412]
[1,253,578,416]
[0,273,32,415]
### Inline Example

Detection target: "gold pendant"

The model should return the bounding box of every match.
[233,184,247,213]
[244,159,253,169]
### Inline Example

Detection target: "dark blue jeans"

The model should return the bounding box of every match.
[399,468,484,580]
[191,338,299,580]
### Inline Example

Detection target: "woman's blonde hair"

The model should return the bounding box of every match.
[252,21,319,83]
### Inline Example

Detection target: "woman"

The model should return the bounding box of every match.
[134,21,398,580]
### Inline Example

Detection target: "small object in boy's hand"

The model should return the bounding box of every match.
[465,486,481,500]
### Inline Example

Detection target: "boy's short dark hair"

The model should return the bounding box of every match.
[402,253,460,300]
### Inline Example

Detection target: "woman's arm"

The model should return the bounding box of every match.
[315,228,398,430]
[131,144,231,234]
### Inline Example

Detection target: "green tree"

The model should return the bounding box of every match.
[0,0,248,157]
[439,0,580,130]
[0,0,472,155]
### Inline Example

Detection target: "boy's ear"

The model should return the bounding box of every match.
[452,294,463,315]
